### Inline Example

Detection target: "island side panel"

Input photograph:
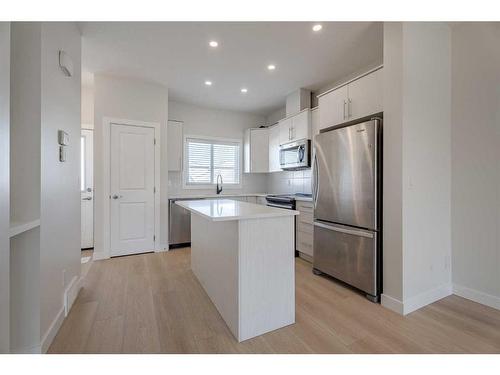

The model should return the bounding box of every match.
[190,214,240,339]
[238,216,295,341]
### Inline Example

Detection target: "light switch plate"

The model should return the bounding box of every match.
[59,145,66,162]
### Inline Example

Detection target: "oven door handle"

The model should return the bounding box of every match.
[266,203,293,210]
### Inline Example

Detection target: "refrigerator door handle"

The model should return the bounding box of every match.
[312,152,319,209]
[313,221,374,239]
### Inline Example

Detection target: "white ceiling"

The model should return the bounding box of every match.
[80,22,383,115]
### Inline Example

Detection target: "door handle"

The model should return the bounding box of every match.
[312,153,319,209]
[313,221,375,238]
[82,197,92,201]
[112,194,123,200]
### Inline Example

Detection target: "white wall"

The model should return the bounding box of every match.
[0,22,10,354]
[265,106,286,126]
[401,23,452,306]
[168,100,268,197]
[9,22,42,353]
[382,22,452,314]
[93,74,169,256]
[81,85,94,128]
[381,22,404,303]
[450,23,500,309]
[39,22,82,344]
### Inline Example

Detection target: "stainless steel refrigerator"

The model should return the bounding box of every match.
[312,118,382,301]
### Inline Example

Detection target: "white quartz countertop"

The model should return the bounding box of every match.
[176,199,299,222]
[169,193,267,200]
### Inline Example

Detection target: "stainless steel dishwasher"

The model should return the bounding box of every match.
[169,198,203,248]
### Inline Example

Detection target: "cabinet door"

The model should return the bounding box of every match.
[250,128,269,173]
[347,69,382,120]
[279,118,292,145]
[246,196,257,204]
[311,108,320,146]
[291,110,311,141]
[167,120,183,171]
[318,85,348,130]
[268,124,281,172]
[256,196,267,205]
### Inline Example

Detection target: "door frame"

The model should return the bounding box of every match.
[81,128,94,249]
[100,117,161,258]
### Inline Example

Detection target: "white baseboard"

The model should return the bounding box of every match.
[453,284,500,311]
[92,251,109,261]
[40,306,65,354]
[382,283,452,316]
[381,294,404,315]
[403,283,452,315]
[64,275,82,316]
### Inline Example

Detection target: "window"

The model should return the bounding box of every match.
[184,137,241,186]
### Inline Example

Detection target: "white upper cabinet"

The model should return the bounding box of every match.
[244,128,269,173]
[279,109,311,145]
[318,85,348,130]
[167,120,183,171]
[347,68,383,120]
[279,117,293,145]
[291,109,311,141]
[268,124,281,172]
[311,107,320,145]
[318,68,383,130]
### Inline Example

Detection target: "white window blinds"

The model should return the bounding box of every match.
[185,138,240,185]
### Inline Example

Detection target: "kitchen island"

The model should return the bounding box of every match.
[176,199,298,342]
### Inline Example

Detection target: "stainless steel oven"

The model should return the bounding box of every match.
[279,139,310,170]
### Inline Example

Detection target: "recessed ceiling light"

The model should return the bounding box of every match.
[312,24,323,32]
[267,64,276,71]
[205,80,212,86]
[209,40,218,48]
[241,88,248,93]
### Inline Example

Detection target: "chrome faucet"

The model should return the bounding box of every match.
[216,174,223,195]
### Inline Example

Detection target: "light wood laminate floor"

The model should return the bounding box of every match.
[49,248,500,353]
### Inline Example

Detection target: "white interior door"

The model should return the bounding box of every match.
[81,129,94,249]
[110,123,155,256]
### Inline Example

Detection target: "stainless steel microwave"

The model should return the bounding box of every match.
[279,139,311,170]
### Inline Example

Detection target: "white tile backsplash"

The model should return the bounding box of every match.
[268,169,312,195]
[168,171,268,197]
[169,169,312,197]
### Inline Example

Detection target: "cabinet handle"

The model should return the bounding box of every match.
[343,100,347,120]
[348,98,352,118]
[288,127,291,140]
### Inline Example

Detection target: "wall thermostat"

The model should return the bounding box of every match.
[58,130,69,145]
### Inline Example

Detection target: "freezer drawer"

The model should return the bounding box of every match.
[313,220,378,297]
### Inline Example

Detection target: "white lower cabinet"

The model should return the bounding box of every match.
[295,201,314,259]
[256,196,267,205]
[246,196,257,204]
